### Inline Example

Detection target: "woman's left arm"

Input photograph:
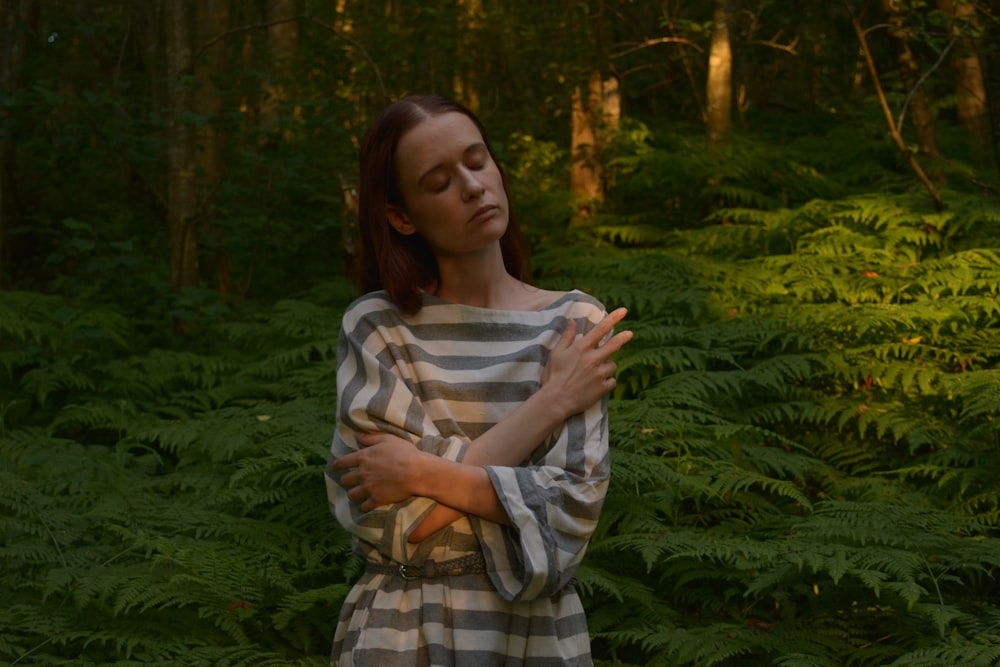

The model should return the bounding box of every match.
[474,394,609,602]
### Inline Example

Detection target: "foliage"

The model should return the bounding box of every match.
[2,0,1000,664]
[5,110,1000,665]
[532,127,1000,666]
[1,281,358,665]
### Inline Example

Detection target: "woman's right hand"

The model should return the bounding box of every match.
[540,307,632,419]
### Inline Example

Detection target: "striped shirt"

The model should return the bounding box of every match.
[325,289,611,666]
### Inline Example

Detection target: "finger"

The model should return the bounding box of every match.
[347,485,367,502]
[595,329,634,358]
[581,307,628,347]
[338,469,359,488]
[332,452,359,470]
[557,318,578,348]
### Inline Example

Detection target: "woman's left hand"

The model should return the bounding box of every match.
[332,433,425,511]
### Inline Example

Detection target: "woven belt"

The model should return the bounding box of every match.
[366,553,486,580]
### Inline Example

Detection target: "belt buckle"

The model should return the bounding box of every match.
[399,560,438,579]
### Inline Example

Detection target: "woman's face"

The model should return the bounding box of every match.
[387,112,509,260]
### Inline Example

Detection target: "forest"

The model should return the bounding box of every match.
[2,0,1000,665]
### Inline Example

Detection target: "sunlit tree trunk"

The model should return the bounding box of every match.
[0,0,37,288]
[570,71,620,223]
[260,0,299,138]
[936,0,990,155]
[706,0,733,147]
[601,75,621,190]
[881,0,942,162]
[571,73,601,215]
[166,0,199,291]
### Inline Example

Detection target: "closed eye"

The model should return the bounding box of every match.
[424,172,450,192]
[465,145,488,170]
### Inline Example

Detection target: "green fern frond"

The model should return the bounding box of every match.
[591,223,672,246]
[883,635,1000,667]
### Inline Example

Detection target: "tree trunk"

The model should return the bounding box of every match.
[706,0,733,147]
[195,0,230,293]
[601,75,621,190]
[570,72,604,220]
[453,0,483,114]
[936,0,991,156]
[166,0,199,292]
[880,0,943,164]
[0,0,37,289]
[569,72,621,224]
[260,0,299,138]
[134,1,164,130]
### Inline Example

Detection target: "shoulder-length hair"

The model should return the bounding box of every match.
[355,94,528,314]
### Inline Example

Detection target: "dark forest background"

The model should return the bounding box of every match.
[3,1,1000,665]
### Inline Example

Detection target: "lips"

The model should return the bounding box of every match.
[468,204,499,225]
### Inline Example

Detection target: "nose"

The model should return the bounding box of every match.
[460,169,485,202]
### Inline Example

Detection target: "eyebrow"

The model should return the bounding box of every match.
[415,142,488,189]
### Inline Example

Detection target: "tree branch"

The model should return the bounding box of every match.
[745,32,800,55]
[611,37,704,59]
[183,14,387,100]
[897,32,958,131]
[844,0,944,211]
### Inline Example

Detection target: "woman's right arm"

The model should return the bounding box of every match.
[325,301,472,562]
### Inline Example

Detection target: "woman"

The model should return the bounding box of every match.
[326,94,631,666]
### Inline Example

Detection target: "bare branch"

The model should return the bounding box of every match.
[843,0,944,210]
[611,37,704,59]
[897,33,958,131]
[745,33,800,55]
[183,14,387,101]
[186,16,300,70]
[862,22,895,37]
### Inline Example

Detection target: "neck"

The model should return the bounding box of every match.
[432,243,520,309]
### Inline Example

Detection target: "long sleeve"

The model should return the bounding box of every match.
[328,289,610,666]
[325,296,470,564]
[474,384,610,602]
[325,290,612,588]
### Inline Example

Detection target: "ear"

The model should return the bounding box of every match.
[386,205,417,236]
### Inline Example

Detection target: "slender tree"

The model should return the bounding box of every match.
[454,0,483,114]
[260,0,299,139]
[845,1,944,210]
[570,71,620,221]
[881,0,943,162]
[166,0,199,292]
[936,0,991,156]
[0,0,37,288]
[571,72,603,216]
[706,0,733,147]
[195,0,231,293]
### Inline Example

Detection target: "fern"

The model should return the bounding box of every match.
[0,282,357,665]
[533,126,1000,664]
[5,114,1000,665]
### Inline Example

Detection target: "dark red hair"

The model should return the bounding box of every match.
[356,94,528,314]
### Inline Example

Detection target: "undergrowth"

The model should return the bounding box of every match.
[537,123,1000,666]
[3,121,1000,665]
[1,283,358,665]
